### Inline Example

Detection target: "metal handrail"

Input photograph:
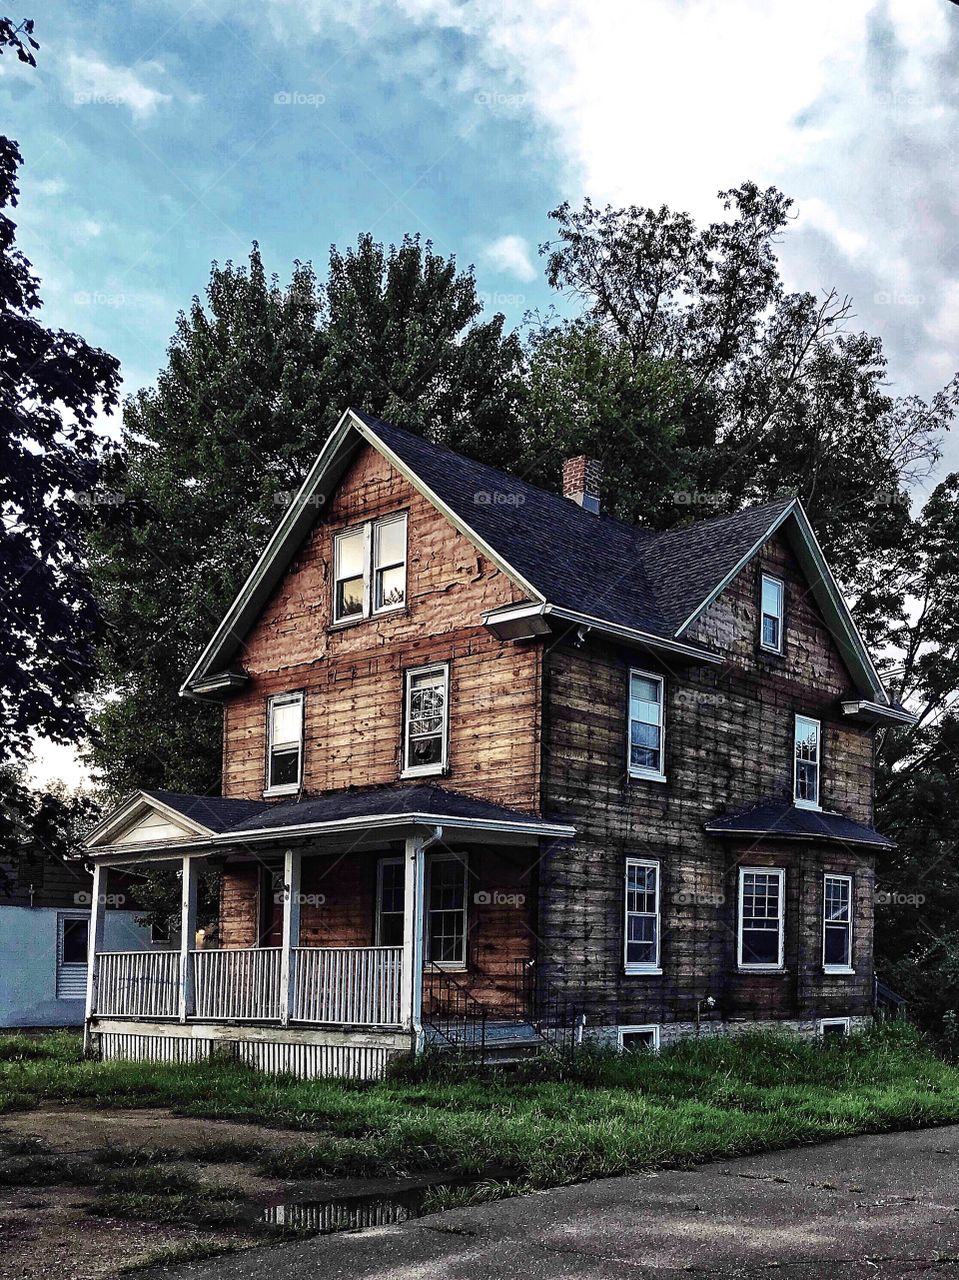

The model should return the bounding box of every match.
[422,961,488,1057]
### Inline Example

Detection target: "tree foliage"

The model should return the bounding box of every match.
[89,236,524,797]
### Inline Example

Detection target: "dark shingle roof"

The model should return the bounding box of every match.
[226,784,556,834]
[143,791,270,834]
[704,799,893,849]
[353,409,794,640]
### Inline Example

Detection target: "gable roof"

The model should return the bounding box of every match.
[181,407,894,708]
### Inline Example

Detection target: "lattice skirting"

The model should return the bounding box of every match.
[97,1030,402,1080]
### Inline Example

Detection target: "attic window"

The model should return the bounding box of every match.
[333,513,407,624]
[760,574,784,653]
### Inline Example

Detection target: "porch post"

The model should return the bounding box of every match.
[401,831,427,1045]
[279,848,302,1026]
[178,855,199,1023]
[82,862,107,1054]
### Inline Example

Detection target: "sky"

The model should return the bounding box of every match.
[7,0,958,786]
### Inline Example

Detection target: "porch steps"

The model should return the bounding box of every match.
[425,1019,548,1063]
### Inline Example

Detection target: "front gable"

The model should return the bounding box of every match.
[85,793,214,851]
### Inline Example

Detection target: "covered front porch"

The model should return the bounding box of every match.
[81,785,575,1077]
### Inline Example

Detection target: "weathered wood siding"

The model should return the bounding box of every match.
[220,444,541,813]
[539,528,878,1029]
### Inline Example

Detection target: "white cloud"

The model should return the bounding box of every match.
[483,233,536,282]
[63,52,174,120]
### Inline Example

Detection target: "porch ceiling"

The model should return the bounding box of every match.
[82,783,575,865]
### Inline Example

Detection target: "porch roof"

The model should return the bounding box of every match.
[84,783,575,860]
[704,799,893,849]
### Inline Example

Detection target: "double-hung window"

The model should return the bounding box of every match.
[628,670,666,781]
[823,874,853,972]
[333,512,408,624]
[403,663,449,777]
[266,691,304,794]
[738,868,785,970]
[427,853,467,967]
[760,574,784,653]
[375,857,405,947]
[794,715,821,809]
[624,857,661,973]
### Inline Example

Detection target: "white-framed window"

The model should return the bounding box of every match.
[624,857,661,973]
[794,715,821,809]
[375,856,405,947]
[403,663,449,777]
[738,868,785,970]
[823,874,854,973]
[618,1024,660,1052]
[760,574,784,653]
[332,513,408,624]
[426,852,467,968]
[266,691,304,795]
[818,1017,851,1040]
[56,913,89,1000]
[628,669,666,782]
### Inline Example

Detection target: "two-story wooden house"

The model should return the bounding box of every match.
[81,407,912,1077]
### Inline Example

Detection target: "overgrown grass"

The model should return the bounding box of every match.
[2,1024,958,1191]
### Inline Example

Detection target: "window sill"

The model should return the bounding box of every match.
[330,604,408,632]
[794,799,822,812]
[263,786,300,799]
[824,966,855,975]
[427,962,467,973]
[758,643,784,658]
[628,770,668,785]
[401,765,446,780]
[624,966,663,977]
[737,966,788,975]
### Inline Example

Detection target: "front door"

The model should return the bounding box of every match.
[259,867,284,946]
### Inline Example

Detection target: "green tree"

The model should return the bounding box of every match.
[89,236,525,798]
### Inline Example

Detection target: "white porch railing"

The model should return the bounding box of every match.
[96,951,181,1018]
[94,946,404,1027]
[293,947,403,1026]
[192,947,282,1021]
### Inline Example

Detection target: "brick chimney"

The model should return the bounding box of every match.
[562,455,602,514]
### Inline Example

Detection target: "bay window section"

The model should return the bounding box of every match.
[625,857,661,973]
[794,715,821,809]
[266,691,303,795]
[738,868,785,970]
[628,670,666,782]
[403,663,449,777]
[823,874,853,972]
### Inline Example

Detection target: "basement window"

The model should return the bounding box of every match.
[333,513,408,624]
[818,1017,851,1040]
[794,715,821,810]
[402,663,449,778]
[618,1025,660,1052]
[266,691,304,795]
[760,574,784,653]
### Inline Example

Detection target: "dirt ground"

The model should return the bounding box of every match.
[0,1107,438,1280]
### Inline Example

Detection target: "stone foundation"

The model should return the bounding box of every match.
[589,1015,872,1050]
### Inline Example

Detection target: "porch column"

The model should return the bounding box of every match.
[82,862,107,1053]
[279,848,302,1026]
[401,831,428,1043]
[178,855,199,1023]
